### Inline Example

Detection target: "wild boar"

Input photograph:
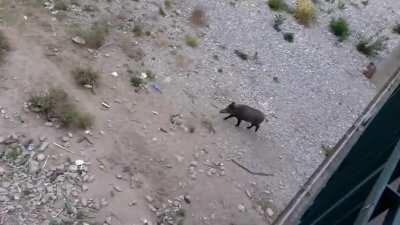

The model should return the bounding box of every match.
[220,102,265,132]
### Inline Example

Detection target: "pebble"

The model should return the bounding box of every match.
[44,122,53,127]
[36,153,46,161]
[238,204,246,213]
[0,166,5,176]
[129,201,137,206]
[113,186,122,192]
[266,208,274,217]
[61,136,69,142]
[100,198,109,207]
[145,195,154,203]
[116,174,123,179]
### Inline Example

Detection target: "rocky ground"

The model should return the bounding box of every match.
[0,0,399,225]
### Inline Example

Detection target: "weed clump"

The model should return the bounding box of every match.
[268,0,290,12]
[130,76,145,88]
[53,0,68,11]
[329,17,350,42]
[185,35,199,47]
[0,30,11,62]
[356,36,387,57]
[294,0,316,26]
[283,32,294,42]
[72,67,99,88]
[273,14,286,32]
[132,23,144,37]
[28,88,93,129]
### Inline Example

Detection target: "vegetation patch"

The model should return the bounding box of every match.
[185,35,199,48]
[294,0,316,26]
[132,23,144,37]
[0,30,11,62]
[283,32,294,42]
[53,0,68,11]
[72,67,99,89]
[28,88,93,129]
[70,22,109,49]
[268,0,290,12]
[129,70,155,89]
[329,17,350,42]
[356,36,387,57]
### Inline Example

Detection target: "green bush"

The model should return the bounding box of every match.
[329,17,350,42]
[268,0,289,12]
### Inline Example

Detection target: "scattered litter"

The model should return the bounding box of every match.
[151,84,162,93]
[141,72,148,79]
[113,186,123,192]
[53,142,76,154]
[102,102,111,109]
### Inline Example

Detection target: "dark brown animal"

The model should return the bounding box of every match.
[220,102,265,132]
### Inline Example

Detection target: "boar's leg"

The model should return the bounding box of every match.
[247,124,254,129]
[255,124,260,132]
[224,115,234,120]
[235,119,242,127]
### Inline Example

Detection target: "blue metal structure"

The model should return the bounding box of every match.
[297,84,400,225]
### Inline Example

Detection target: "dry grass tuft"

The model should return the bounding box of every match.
[28,88,94,129]
[294,0,316,26]
[72,67,99,88]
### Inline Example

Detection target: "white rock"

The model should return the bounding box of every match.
[266,208,274,217]
[111,72,119,77]
[238,204,246,212]
[72,36,86,45]
[36,153,46,161]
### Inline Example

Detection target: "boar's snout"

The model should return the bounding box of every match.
[220,108,228,113]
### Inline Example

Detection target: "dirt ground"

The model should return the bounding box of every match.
[0,0,398,225]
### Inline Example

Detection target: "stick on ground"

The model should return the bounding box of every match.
[231,159,274,177]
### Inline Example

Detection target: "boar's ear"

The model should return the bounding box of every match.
[229,102,236,108]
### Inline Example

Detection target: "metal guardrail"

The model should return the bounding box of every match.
[273,46,400,225]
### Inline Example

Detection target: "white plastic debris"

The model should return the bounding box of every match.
[140,72,148,79]
[111,72,119,77]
